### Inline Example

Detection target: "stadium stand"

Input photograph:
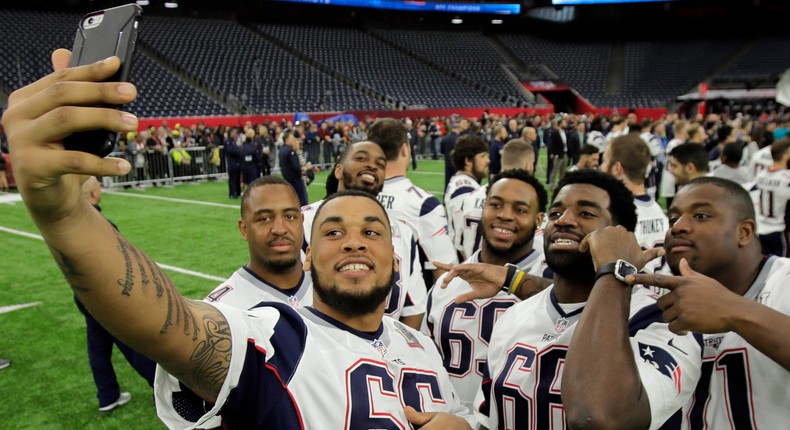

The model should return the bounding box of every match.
[0,9,233,117]
[367,28,532,106]
[253,23,510,108]
[0,9,784,117]
[140,16,388,114]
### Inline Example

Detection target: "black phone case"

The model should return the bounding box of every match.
[62,4,142,157]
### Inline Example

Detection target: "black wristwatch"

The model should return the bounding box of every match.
[594,259,638,284]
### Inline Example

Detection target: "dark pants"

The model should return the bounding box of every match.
[322,141,334,165]
[241,163,258,186]
[74,297,156,408]
[227,162,241,197]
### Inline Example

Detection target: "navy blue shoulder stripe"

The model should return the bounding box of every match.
[251,301,308,384]
[628,303,665,336]
[419,196,442,217]
[450,186,476,200]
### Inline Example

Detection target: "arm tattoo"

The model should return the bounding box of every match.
[170,306,232,396]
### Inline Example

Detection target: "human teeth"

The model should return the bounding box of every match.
[554,238,578,245]
[340,264,370,272]
[494,227,513,234]
[361,174,376,181]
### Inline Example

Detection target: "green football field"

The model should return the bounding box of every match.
[3,158,544,428]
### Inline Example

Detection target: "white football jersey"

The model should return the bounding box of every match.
[423,248,544,412]
[755,168,790,235]
[155,303,474,429]
[634,195,669,274]
[444,172,481,256]
[458,184,489,259]
[380,176,459,270]
[587,130,607,152]
[748,145,773,181]
[476,286,702,430]
[205,266,313,309]
[302,199,427,319]
[682,256,790,429]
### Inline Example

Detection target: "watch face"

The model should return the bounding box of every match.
[616,260,638,278]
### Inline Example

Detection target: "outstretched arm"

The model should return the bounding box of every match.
[433,261,551,303]
[629,258,790,372]
[3,51,230,402]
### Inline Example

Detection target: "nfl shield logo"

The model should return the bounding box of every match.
[288,295,299,308]
[555,317,569,333]
[372,339,388,357]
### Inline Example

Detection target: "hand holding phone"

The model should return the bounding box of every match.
[62,4,142,157]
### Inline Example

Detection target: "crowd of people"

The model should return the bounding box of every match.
[2,50,790,429]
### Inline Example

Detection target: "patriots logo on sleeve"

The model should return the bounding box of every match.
[638,342,682,394]
[431,225,449,237]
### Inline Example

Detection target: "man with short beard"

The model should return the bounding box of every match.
[205,176,312,309]
[302,141,427,329]
[424,169,547,412]
[6,54,477,428]
[436,170,702,429]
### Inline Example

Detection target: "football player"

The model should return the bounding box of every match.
[302,140,427,329]
[5,52,474,429]
[629,177,790,429]
[205,176,312,309]
[424,168,547,412]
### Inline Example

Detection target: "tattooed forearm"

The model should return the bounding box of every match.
[128,245,150,290]
[111,232,200,341]
[116,234,135,296]
[186,309,232,395]
[48,243,90,293]
[144,255,165,297]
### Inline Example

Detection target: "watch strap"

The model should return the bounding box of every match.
[594,262,618,282]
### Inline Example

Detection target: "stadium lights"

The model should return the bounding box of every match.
[164,1,179,8]
[135,0,149,5]
[491,19,503,24]
[451,17,463,24]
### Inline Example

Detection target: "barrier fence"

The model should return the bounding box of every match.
[105,146,227,189]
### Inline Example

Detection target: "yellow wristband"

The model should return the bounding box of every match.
[510,270,525,296]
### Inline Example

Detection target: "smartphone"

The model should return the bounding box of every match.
[62,4,142,157]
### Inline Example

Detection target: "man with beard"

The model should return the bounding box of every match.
[4,54,477,428]
[436,170,702,429]
[445,134,489,259]
[370,118,458,284]
[205,176,312,309]
[627,177,790,429]
[424,169,547,413]
[302,141,427,329]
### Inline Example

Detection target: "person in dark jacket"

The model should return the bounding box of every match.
[279,130,308,206]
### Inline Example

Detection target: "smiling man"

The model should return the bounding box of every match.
[3,52,474,429]
[440,170,702,429]
[205,176,312,309]
[424,168,547,412]
[302,140,427,329]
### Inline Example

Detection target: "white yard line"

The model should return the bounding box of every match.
[105,191,239,209]
[0,225,225,282]
[0,302,41,315]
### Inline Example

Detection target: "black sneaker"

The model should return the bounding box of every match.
[0,359,10,370]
